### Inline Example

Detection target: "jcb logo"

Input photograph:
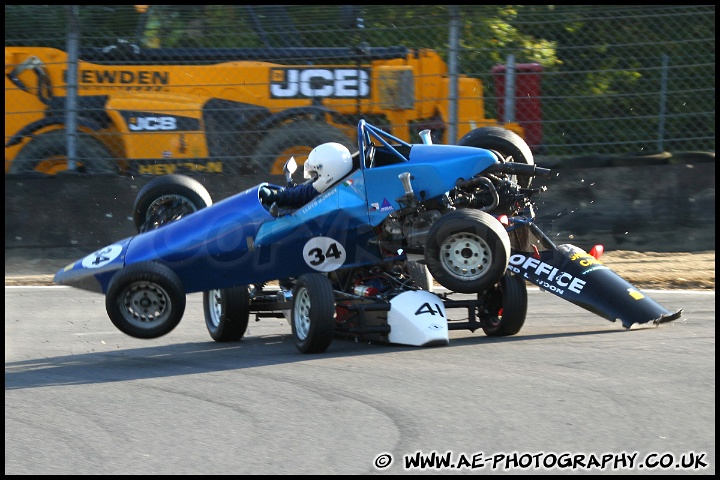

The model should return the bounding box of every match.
[270,67,370,99]
[129,116,178,131]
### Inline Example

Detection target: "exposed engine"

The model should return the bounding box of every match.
[334,262,424,301]
[377,166,545,256]
[330,262,446,345]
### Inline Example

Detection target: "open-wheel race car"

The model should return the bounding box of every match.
[54,119,682,353]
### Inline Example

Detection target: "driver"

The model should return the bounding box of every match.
[259,142,353,207]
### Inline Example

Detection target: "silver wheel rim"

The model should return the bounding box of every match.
[293,287,311,340]
[440,232,492,281]
[119,281,172,329]
[207,289,222,329]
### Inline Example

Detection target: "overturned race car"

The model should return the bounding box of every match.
[54,120,682,353]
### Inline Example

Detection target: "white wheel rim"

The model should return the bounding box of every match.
[119,281,172,329]
[293,287,312,340]
[440,232,492,281]
[207,289,222,328]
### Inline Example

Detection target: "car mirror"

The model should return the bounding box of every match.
[284,156,298,186]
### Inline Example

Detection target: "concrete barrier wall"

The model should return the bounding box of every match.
[532,160,714,252]
[5,159,715,255]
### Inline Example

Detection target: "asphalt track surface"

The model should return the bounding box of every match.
[5,286,715,475]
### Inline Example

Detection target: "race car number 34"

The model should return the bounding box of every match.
[303,237,347,272]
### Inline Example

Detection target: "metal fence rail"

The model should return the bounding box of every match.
[4,5,715,176]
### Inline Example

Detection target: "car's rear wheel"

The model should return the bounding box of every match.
[203,286,250,342]
[291,273,336,354]
[133,174,213,233]
[425,210,510,294]
[105,262,186,339]
[458,126,534,188]
[482,273,527,337]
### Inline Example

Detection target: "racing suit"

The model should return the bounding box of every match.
[259,183,319,207]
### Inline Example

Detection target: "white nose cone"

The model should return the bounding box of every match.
[387,290,449,347]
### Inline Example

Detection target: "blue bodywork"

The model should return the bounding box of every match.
[54,141,499,295]
[53,119,682,330]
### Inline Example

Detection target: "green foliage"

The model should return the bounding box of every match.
[5,5,141,49]
[4,4,714,155]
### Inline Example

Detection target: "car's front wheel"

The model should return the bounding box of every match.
[424,210,510,294]
[105,262,186,339]
[291,273,336,354]
[204,286,250,342]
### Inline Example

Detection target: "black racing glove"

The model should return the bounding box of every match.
[259,186,277,204]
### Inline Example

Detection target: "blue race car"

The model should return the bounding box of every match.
[54,120,682,353]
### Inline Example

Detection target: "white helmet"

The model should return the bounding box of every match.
[304,142,353,193]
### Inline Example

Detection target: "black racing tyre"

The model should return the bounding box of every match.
[133,174,213,233]
[203,286,251,342]
[291,273,336,354]
[9,129,118,176]
[253,120,355,184]
[105,262,186,339]
[482,273,527,337]
[405,260,434,292]
[458,126,534,188]
[424,210,511,294]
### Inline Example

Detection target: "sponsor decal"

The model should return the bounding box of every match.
[508,253,586,295]
[118,111,201,132]
[270,67,371,99]
[132,161,223,175]
[569,251,607,269]
[379,198,394,212]
[129,116,177,131]
[74,69,170,92]
[627,288,645,300]
[300,188,338,214]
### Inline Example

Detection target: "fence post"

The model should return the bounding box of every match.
[65,5,80,170]
[447,6,460,144]
[657,54,669,152]
[503,54,516,123]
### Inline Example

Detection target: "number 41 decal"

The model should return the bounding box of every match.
[415,302,445,317]
[302,236,347,272]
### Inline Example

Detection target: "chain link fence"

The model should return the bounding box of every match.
[5,5,715,176]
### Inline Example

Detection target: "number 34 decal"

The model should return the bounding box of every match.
[302,237,347,272]
[81,244,123,269]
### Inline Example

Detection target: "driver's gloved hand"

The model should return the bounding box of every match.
[259,186,277,204]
